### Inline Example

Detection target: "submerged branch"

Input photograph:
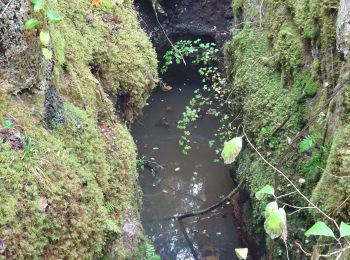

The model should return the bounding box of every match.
[175,182,243,220]
[178,219,199,260]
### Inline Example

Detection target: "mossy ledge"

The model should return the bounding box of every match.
[225,0,349,257]
[0,0,158,259]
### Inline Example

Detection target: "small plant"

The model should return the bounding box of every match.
[162,39,233,155]
[25,0,63,60]
[143,243,160,260]
[299,134,319,152]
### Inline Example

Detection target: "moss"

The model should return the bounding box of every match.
[49,0,158,121]
[311,124,350,218]
[0,91,142,258]
[274,22,304,85]
[0,0,158,258]
[232,0,245,14]
[294,72,318,97]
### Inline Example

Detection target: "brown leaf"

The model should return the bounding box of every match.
[92,0,102,7]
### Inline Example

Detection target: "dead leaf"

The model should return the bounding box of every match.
[92,0,102,7]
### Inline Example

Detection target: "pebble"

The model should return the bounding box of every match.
[175,167,181,172]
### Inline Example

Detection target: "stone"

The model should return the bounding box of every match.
[337,0,350,59]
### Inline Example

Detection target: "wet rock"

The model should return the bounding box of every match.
[337,0,350,59]
[44,85,66,130]
[0,0,51,94]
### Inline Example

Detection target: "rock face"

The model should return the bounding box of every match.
[0,0,158,259]
[337,0,350,59]
[0,0,50,94]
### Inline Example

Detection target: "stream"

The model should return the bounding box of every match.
[132,67,241,259]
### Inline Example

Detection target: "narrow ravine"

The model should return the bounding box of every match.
[132,65,241,259]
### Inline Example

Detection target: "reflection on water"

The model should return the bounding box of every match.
[132,80,241,260]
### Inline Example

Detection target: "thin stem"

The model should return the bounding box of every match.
[243,127,340,232]
[276,191,296,199]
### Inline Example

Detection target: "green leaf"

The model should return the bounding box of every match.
[264,209,285,239]
[264,201,278,218]
[305,221,335,238]
[221,136,243,164]
[235,248,248,260]
[340,222,350,238]
[115,0,124,4]
[256,185,275,200]
[46,9,62,24]
[3,119,14,129]
[24,19,39,29]
[39,31,50,46]
[299,134,316,152]
[42,48,52,60]
[32,0,44,12]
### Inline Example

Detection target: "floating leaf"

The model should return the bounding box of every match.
[46,9,62,24]
[340,222,350,238]
[42,48,52,60]
[305,221,335,238]
[264,209,285,239]
[256,185,275,200]
[24,19,39,29]
[39,31,50,46]
[221,136,243,164]
[3,119,14,129]
[235,248,248,260]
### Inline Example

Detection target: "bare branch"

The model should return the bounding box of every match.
[175,182,243,220]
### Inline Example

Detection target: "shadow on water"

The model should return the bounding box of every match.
[132,61,241,259]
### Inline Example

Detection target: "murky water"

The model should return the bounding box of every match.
[132,74,241,259]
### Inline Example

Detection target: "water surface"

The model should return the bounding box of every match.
[132,77,241,260]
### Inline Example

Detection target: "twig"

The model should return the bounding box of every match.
[276,191,296,199]
[294,241,312,257]
[151,3,186,65]
[175,182,243,220]
[295,240,350,258]
[0,0,14,18]
[270,114,291,137]
[331,196,350,216]
[243,127,340,232]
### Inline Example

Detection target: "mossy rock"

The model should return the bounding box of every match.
[0,0,158,258]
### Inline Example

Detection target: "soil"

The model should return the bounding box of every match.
[134,0,233,52]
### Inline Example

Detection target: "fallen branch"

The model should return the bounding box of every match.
[178,219,199,260]
[270,114,291,137]
[175,182,243,220]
